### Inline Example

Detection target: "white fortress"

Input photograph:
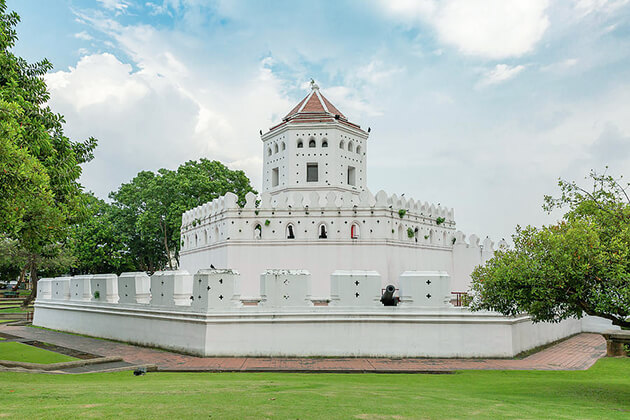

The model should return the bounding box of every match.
[179,81,499,297]
[33,82,613,358]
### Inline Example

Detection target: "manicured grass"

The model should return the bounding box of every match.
[0,319,17,324]
[0,306,32,313]
[0,342,78,364]
[0,358,628,419]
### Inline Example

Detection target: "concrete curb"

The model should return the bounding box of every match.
[0,356,122,371]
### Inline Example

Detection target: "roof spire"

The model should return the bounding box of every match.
[310,78,319,91]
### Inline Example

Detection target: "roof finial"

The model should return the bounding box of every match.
[310,78,319,91]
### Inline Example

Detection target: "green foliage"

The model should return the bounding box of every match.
[0,1,96,300]
[93,291,100,300]
[68,194,134,275]
[424,234,429,240]
[108,159,255,271]
[436,217,445,225]
[407,227,414,238]
[264,219,271,226]
[398,209,406,218]
[471,170,630,328]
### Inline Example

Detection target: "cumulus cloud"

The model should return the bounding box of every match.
[477,64,525,87]
[382,0,550,59]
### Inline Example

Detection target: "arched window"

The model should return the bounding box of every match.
[309,139,316,148]
[281,141,286,151]
[267,147,272,156]
[274,143,279,154]
[398,224,404,240]
[286,224,295,239]
[351,223,360,239]
[322,139,328,148]
[356,145,361,154]
[297,139,303,148]
[254,224,262,240]
[339,140,345,149]
[204,230,208,244]
[195,233,198,247]
[318,224,328,239]
[414,227,419,243]
[348,141,354,152]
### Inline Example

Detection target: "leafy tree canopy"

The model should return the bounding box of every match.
[0,0,96,302]
[106,159,256,272]
[470,169,630,328]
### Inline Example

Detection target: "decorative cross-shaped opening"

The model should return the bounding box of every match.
[190,296,194,300]
[283,295,289,299]
[198,295,202,300]
[426,293,432,299]
[207,286,211,291]
[219,295,224,300]
[355,280,360,286]
[355,292,360,298]
[426,280,431,285]
[283,279,289,285]
[219,279,223,284]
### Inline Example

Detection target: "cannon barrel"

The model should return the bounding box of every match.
[380,284,398,306]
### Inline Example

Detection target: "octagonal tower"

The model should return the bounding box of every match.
[261,81,369,196]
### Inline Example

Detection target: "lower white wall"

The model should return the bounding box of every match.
[33,301,583,358]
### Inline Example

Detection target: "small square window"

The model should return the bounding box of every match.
[307,163,318,182]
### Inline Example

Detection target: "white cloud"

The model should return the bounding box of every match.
[477,64,525,87]
[574,0,630,16]
[97,0,131,14]
[382,0,550,59]
[74,31,93,41]
[540,58,578,72]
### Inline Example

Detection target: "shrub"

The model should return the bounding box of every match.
[398,209,407,218]
[264,219,271,226]
[407,227,414,238]
[436,217,445,225]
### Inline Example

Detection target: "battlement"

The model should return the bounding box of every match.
[180,189,457,251]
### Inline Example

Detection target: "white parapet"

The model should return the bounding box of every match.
[330,270,381,307]
[259,269,312,308]
[70,275,93,302]
[37,278,53,300]
[398,271,452,308]
[118,272,151,304]
[51,277,71,301]
[90,274,119,303]
[192,269,241,312]
[151,270,193,307]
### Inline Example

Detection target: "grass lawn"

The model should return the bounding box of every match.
[0,306,32,313]
[0,358,628,419]
[0,319,17,324]
[0,342,77,364]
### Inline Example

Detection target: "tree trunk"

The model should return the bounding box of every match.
[22,263,38,307]
[161,220,173,270]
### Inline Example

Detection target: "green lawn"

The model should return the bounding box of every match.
[0,358,628,419]
[0,342,77,364]
[0,306,32,313]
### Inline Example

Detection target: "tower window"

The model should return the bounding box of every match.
[309,139,316,148]
[297,140,303,148]
[281,141,286,151]
[272,167,279,187]
[319,224,328,239]
[267,147,272,156]
[347,166,356,186]
[356,145,361,154]
[322,139,328,147]
[348,141,354,152]
[287,224,295,239]
[351,223,360,239]
[274,143,279,154]
[307,163,318,182]
[339,140,345,149]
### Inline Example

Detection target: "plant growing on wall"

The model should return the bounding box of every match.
[436,217,445,225]
[424,235,429,240]
[264,220,271,226]
[407,227,414,238]
[398,209,407,218]
[93,291,100,299]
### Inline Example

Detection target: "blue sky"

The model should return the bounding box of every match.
[7,0,630,244]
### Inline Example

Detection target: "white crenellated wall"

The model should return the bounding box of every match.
[33,269,609,358]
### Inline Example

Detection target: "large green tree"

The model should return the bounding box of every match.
[0,1,96,303]
[470,170,630,328]
[108,159,255,272]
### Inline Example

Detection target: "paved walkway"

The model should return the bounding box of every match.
[0,325,606,372]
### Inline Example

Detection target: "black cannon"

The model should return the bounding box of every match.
[380,284,399,306]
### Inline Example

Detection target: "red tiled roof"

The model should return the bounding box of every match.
[273,83,362,135]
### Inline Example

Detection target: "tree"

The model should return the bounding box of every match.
[470,169,630,328]
[108,159,256,271]
[0,1,97,304]
[68,194,135,275]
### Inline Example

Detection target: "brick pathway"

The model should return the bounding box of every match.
[0,325,606,372]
